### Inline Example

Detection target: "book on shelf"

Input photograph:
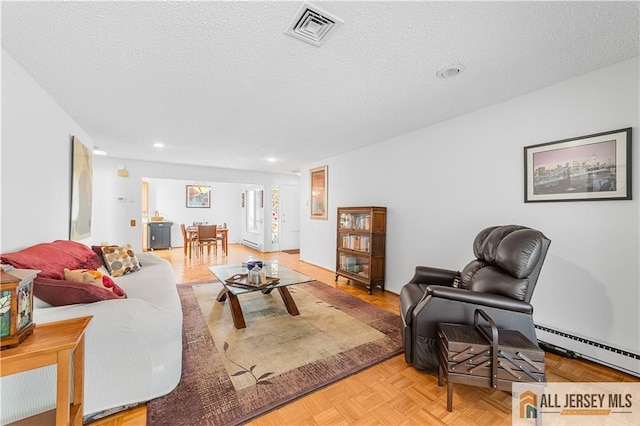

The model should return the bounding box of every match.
[362,236,369,252]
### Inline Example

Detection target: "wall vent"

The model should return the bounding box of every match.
[284,2,343,47]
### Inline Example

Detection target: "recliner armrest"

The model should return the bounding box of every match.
[426,285,533,314]
[409,266,458,286]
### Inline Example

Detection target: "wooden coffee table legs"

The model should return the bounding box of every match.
[216,288,246,329]
[276,287,300,316]
[216,286,300,329]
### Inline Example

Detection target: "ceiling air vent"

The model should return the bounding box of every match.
[284,2,343,47]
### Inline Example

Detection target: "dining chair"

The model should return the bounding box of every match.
[214,224,227,255]
[180,224,198,257]
[197,225,219,256]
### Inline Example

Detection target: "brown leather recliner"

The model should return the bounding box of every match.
[399,225,551,371]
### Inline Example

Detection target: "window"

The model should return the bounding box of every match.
[246,189,262,232]
[271,188,279,244]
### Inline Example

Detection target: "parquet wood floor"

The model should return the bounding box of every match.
[89,244,638,426]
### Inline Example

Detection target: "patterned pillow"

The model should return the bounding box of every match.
[63,268,127,298]
[91,245,117,268]
[101,244,141,277]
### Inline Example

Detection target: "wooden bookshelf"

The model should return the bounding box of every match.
[335,206,386,294]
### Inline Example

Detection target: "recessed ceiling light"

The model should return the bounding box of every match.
[153,142,165,148]
[436,64,465,79]
[267,157,277,162]
[93,147,107,156]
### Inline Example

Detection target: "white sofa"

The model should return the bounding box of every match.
[0,252,183,423]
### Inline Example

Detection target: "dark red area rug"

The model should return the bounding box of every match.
[147,281,402,425]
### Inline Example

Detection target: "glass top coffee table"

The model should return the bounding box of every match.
[207,262,314,329]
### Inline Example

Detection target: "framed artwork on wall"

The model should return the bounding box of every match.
[310,165,328,219]
[186,185,211,208]
[524,128,632,202]
[70,136,92,240]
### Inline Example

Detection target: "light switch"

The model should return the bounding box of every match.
[130,219,136,227]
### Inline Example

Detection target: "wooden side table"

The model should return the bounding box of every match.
[1,316,92,425]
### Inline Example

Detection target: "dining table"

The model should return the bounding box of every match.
[186,226,228,258]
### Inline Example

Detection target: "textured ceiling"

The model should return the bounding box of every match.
[2,1,639,175]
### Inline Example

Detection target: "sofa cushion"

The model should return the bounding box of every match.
[33,276,122,306]
[101,244,141,277]
[0,240,103,279]
[64,268,127,298]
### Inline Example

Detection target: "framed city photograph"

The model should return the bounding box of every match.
[524,128,632,202]
[310,165,328,219]
[186,185,211,208]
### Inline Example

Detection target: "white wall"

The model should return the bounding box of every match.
[93,157,298,252]
[300,57,640,367]
[145,178,245,249]
[1,49,96,251]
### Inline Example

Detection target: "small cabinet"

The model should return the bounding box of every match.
[147,222,173,250]
[335,207,386,294]
[1,316,92,425]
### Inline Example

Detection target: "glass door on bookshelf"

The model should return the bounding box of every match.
[339,212,371,230]
[339,234,370,252]
[338,253,370,277]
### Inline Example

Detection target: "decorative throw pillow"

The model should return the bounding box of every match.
[63,268,127,298]
[1,240,103,279]
[34,277,122,306]
[101,244,141,277]
[91,245,116,268]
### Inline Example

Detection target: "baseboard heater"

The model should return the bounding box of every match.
[241,239,261,251]
[535,324,640,378]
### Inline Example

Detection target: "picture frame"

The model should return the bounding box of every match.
[70,136,92,240]
[310,165,328,219]
[524,128,632,202]
[186,185,211,208]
